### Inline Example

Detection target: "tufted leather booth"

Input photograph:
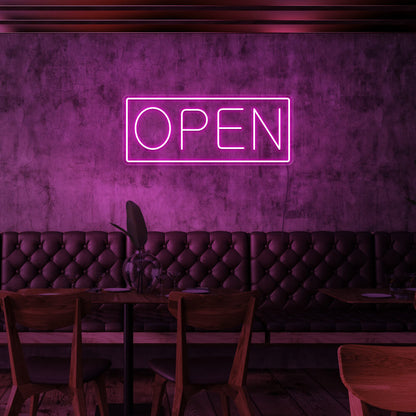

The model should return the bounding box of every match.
[375,232,416,287]
[251,232,375,311]
[140,231,250,291]
[1,231,126,331]
[251,231,416,332]
[131,231,250,331]
[0,230,415,335]
[2,231,125,291]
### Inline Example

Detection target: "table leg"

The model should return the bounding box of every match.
[124,303,133,416]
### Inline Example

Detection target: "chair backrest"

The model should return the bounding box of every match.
[168,290,258,386]
[1,291,90,387]
[168,290,256,331]
[1,290,90,331]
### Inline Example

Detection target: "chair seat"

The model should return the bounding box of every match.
[149,356,233,385]
[27,356,111,385]
[349,374,416,413]
[257,307,416,332]
[339,344,416,413]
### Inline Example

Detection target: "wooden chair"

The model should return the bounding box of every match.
[1,291,111,416]
[149,290,258,416]
[338,344,416,416]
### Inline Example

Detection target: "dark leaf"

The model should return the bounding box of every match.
[126,200,148,250]
[110,222,131,238]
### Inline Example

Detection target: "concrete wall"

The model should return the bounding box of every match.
[0,33,415,232]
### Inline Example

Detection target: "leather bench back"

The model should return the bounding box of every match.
[138,231,250,291]
[250,232,375,311]
[1,231,251,292]
[375,232,416,288]
[1,231,125,291]
[2,230,415,302]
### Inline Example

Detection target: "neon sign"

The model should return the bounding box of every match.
[125,97,291,164]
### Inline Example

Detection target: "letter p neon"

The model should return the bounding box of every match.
[180,109,209,150]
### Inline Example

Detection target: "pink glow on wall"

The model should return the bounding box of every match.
[125,97,291,164]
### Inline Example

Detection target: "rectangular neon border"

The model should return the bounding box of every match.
[125,96,291,164]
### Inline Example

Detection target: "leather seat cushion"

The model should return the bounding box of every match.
[148,356,233,384]
[133,304,266,332]
[27,356,111,384]
[258,307,416,332]
[81,304,123,332]
[133,304,177,332]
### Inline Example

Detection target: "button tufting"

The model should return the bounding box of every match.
[15,244,20,249]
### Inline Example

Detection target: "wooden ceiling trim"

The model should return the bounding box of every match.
[1,1,416,32]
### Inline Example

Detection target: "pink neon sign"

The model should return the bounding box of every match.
[125,97,291,164]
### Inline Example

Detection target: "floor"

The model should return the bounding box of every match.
[0,368,413,416]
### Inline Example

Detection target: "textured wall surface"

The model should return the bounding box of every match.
[0,33,415,232]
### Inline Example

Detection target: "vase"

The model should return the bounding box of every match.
[123,250,161,293]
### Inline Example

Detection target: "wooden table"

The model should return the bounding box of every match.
[10,288,168,416]
[90,289,167,416]
[319,287,414,304]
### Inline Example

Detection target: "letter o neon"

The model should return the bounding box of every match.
[134,107,172,150]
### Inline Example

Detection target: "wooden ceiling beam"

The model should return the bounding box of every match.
[1,1,416,32]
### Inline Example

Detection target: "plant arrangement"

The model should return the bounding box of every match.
[111,200,148,250]
[111,201,160,293]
